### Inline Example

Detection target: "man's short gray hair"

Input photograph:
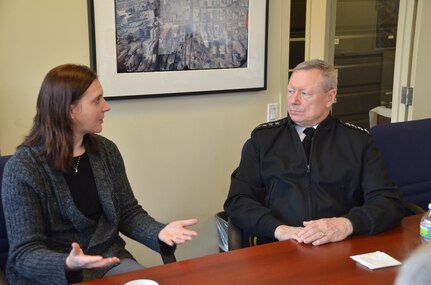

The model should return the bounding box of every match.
[292,59,337,91]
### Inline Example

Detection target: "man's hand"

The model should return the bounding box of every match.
[274,225,304,241]
[296,217,353,245]
[158,218,198,246]
[65,242,120,271]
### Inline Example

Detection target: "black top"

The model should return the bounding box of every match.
[224,115,404,243]
[64,153,103,220]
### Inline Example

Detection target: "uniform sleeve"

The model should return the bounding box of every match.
[344,137,404,235]
[224,137,284,238]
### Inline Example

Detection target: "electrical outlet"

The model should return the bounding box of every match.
[267,103,279,122]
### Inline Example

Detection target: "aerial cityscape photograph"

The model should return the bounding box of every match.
[115,0,250,73]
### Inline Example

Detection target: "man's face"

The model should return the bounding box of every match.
[287,68,336,127]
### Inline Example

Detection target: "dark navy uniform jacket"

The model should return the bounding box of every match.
[224,115,403,243]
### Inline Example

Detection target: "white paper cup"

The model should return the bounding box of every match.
[124,279,159,285]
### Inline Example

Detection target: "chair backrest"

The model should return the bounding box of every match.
[0,155,12,272]
[370,119,431,211]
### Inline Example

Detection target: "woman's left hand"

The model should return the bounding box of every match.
[158,218,198,246]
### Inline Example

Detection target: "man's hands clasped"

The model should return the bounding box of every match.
[274,217,353,246]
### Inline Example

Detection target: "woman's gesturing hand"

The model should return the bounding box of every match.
[65,242,120,271]
[158,219,199,246]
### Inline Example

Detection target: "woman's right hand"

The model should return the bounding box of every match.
[64,242,120,271]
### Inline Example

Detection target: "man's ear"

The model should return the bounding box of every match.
[327,89,337,107]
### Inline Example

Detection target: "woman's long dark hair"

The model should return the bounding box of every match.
[20,64,100,172]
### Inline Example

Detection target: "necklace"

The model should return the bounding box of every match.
[73,155,81,173]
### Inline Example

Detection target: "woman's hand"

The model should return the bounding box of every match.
[158,219,199,246]
[64,242,120,271]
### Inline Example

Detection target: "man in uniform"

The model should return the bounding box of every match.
[224,59,403,246]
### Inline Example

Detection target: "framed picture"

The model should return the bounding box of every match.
[88,0,268,99]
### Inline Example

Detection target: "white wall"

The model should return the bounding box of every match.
[0,0,289,266]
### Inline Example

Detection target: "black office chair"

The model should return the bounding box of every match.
[160,251,176,264]
[227,217,260,251]
[370,118,431,215]
[0,155,12,285]
[227,218,244,250]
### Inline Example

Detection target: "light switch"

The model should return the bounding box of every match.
[267,103,279,122]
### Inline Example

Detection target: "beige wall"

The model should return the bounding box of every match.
[0,1,289,266]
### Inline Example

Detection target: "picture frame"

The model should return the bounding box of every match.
[87,0,268,99]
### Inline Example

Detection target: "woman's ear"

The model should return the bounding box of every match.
[70,104,77,120]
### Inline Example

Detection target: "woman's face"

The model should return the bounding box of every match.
[70,79,111,137]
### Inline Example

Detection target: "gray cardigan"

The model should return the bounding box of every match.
[1,135,172,284]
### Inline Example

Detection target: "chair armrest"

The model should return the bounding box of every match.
[161,252,176,264]
[228,218,243,251]
[403,200,425,216]
[0,268,9,285]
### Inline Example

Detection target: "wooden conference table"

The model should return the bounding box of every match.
[75,214,422,285]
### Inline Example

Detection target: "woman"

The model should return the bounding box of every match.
[1,64,198,284]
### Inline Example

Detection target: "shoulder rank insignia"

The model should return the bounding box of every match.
[255,117,288,130]
[340,120,369,134]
